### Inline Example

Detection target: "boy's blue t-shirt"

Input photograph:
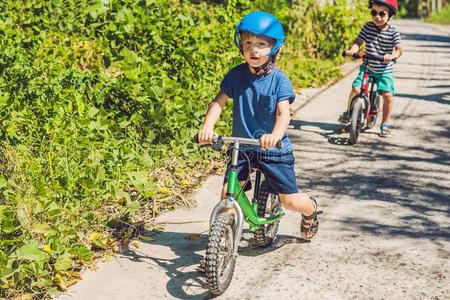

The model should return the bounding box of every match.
[220,63,296,155]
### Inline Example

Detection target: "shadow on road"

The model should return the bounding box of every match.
[402,33,450,43]
[289,118,450,242]
[396,92,450,105]
[416,44,450,49]
[118,231,211,299]
[291,119,340,132]
[426,84,450,89]
[396,76,449,81]
[238,233,309,257]
[117,228,306,299]
[396,62,447,67]
[290,119,355,145]
[291,119,385,145]
[406,49,450,54]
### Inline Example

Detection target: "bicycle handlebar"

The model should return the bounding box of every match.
[194,134,283,149]
[342,51,396,63]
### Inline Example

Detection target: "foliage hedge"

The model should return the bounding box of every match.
[0,0,366,298]
[425,3,450,24]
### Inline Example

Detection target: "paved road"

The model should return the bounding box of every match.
[57,19,450,300]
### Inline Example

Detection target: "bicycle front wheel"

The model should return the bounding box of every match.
[349,97,365,145]
[205,212,236,295]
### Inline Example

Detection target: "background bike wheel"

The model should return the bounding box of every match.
[205,212,236,295]
[366,93,380,129]
[253,180,282,247]
[349,97,365,145]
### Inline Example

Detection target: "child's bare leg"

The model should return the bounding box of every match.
[278,192,314,215]
[221,186,316,215]
[220,183,227,200]
[279,192,320,239]
[347,87,360,111]
[340,87,360,126]
[381,92,394,124]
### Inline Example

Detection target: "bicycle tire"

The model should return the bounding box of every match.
[205,213,236,295]
[349,97,365,145]
[253,180,282,247]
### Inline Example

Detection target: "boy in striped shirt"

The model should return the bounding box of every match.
[339,0,403,137]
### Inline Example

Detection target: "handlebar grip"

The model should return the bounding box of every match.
[276,139,283,149]
[193,134,199,143]
[193,133,218,144]
[342,50,347,57]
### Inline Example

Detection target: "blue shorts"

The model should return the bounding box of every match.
[224,150,299,194]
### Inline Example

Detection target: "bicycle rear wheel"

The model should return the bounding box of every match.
[253,180,282,247]
[205,212,236,295]
[349,97,365,145]
[366,93,380,129]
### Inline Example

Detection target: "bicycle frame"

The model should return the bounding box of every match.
[350,57,380,120]
[208,137,284,255]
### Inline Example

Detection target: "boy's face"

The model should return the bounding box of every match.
[371,3,390,27]
[241,34,273,68]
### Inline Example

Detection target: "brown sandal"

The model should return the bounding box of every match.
[300,197,323,240]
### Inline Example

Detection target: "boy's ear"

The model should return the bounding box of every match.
[237,35,244,53]
[237,32,245,50]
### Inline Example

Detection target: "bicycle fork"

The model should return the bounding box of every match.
[209,198,244,257]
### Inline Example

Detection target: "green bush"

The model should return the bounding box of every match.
[426,4,450,24]
[0,0,366,297]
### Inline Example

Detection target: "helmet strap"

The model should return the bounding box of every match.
[248,56,276,76]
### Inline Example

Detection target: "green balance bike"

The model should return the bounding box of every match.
[196,135,284,295]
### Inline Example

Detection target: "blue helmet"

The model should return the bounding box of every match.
[234,11,285,57]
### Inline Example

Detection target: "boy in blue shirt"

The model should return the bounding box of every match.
[197,12,321,241]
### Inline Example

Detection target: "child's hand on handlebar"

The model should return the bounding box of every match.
[343,49,356,57]
[383,54,396,63]
[197,128,215,144]
[260,134,279,149]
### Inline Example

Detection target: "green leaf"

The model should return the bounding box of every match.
[149,86,163,98]
[75,94,85,116]
[76,245,93,261]
[122,48,140,65]
[16,208,29,226]
[0,176,8,189]
[31,223,52,235]
[96,165,106,182]
[127,170,148,186]
[16,242,47,262]
[45,201,61,217]
[87,106,99,118]
[54,258,72,271]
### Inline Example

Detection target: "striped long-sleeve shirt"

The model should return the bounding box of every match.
[358,22,402,74]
